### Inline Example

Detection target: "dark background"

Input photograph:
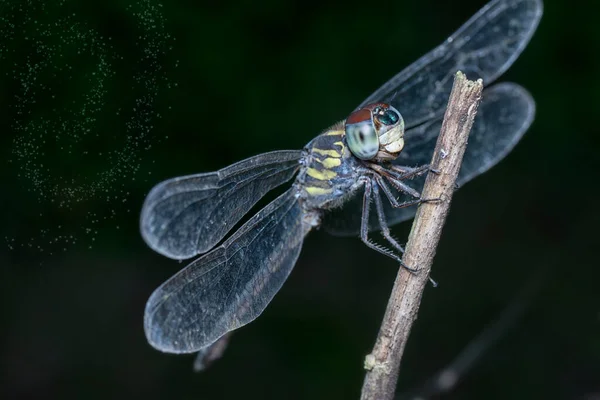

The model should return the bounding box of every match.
[1,0,598,399]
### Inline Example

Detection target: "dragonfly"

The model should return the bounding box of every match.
[141,0,542,358]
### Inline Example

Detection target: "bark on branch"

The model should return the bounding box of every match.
[360,71,484,400]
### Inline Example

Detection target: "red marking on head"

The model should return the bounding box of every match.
[346,108,372,125]
[347,103,393,129]
[347,102,392,124]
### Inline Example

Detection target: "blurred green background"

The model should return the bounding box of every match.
[1,0,599,399]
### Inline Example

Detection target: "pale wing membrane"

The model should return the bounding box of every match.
[140,150,302,260]
[359,0,542,128]
[144,189,311,353]
[323,83,535,236]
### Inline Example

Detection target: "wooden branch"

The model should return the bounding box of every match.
[360,71,483,400]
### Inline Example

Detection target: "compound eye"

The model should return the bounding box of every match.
[376,109,400,126]
[346,120,379,160]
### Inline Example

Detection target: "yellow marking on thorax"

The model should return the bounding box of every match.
[333,141,345,153]
[325,129,344,136]
[307,167,337,180]
[316,157,341,168]
[305,186,333,196]
[312,148,341,158]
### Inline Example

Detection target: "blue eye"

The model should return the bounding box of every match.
[377,110,400,125]
[346,121,379,160]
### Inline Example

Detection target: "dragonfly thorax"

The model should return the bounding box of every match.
[345,103,405,161]
[297,122,365,210]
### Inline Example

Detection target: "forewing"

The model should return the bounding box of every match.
[323,83,535,235]
[140,150,302,260]
[144,189,311,353]
[358,0,542,128]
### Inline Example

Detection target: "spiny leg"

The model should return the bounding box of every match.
[390,164,437,180]
[369,162,437,184]
[360,180,408,267]
[372,181,405,254]
[376,177,439,283]
[368,163,408,183]
[385,175,422,199]
[382,175,443,206]
[377,176,424,209]
[387,164,418,174]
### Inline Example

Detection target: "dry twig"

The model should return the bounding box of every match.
[360,71,483,400]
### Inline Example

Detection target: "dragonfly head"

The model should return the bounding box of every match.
[345,103,405,161]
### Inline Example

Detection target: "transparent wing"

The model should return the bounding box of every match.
[323,83,535,236]
[144,189,311,353]
[358,0,542,129]
[140,150,302,260]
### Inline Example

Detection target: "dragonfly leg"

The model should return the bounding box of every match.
[374,178,440,278]
[369,162,438,183]
[367,163,408,182]
[377,177,423,208]
[385,175,421,199]
[387,164,415,174]
[378,176,442,208]
[390,163,438,180]
[372,181,405,254]
[360,180,418,273]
